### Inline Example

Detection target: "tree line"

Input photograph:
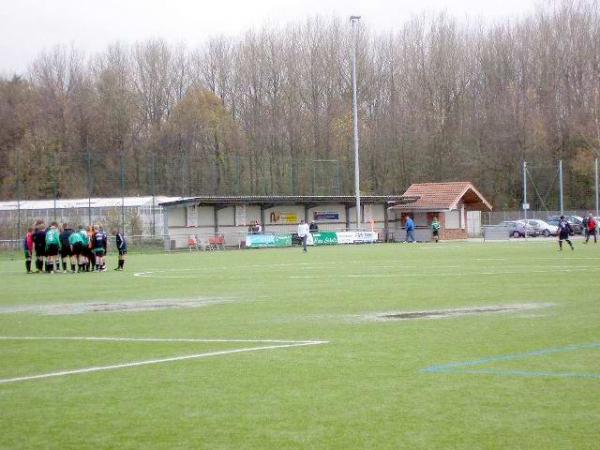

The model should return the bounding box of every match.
[1,0,599,210]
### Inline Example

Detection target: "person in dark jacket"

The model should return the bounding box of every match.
[558,215,574,251]
[59,223,75,273]
[32,220,46,273]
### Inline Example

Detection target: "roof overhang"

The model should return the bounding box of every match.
[160,195,419,208]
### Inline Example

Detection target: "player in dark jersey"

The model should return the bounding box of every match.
[93,225,108,271]
[32,220,46,273]
[59,223,76,273]
[112,228,128,271]
[558,215,574,251]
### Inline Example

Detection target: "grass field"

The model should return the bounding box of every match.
[1,241,599,449]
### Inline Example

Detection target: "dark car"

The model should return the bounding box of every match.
[547,216,584,235]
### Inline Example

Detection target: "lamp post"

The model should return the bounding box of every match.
[350,15,361,229]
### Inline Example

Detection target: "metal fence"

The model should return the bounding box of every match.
[0,234,168,256]
[483,210,593,225]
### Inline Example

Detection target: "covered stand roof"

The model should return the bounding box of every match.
[159,195,419,208]
[389,182,492,212]
[0,196,180,211]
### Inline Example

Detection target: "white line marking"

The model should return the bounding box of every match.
[0,336,325,344]
[0,337,328,385]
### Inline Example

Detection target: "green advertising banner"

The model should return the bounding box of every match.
[246,234,292,248]
[312,231,338,245]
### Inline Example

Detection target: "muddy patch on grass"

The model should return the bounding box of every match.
[0,298,235,316]
[371,303,553,321]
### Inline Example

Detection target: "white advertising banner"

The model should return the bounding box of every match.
[335,231,378,244]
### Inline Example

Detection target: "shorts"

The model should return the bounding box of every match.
[118,249,128,256]
[24,249,32,259]
[34,245,45,257]
[72,243,84,256]
[60,247,73,258]
[558,233,571,241]
[93,248,106,257]
[46,244,59,257]
[432,230,439,236]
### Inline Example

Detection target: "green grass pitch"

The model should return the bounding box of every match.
[0,241,599,449]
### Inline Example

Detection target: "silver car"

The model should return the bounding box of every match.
[522,219,558,237]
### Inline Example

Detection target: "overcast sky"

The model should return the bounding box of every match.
[0,0,541,75]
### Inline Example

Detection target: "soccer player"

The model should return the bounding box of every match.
[32,220,46,273]
[86,225,96,271]
[431,217,441,243]
[44,222,62,273]
[69,225,88,272]
[59,223,76,272]
[112,228,128,271]
[558,215,574,251]
[24,227,34,273]
[585,213,597,244]
[93,225,108,271]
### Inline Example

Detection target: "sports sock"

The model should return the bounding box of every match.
[71,264,75,272]
[26,261,31,272]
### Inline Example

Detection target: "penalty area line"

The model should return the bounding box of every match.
[0,339,328,385]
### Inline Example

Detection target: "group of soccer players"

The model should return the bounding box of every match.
[24,220,127,274]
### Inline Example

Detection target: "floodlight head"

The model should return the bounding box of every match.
[350,15,361,21]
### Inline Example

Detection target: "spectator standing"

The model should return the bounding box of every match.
[309,221,319,233]
[405,216,416,243]
[298,219,310,252]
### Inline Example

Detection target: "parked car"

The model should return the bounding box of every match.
[547,216,584,235]
[522,219,558,237]
[499,220,539,238]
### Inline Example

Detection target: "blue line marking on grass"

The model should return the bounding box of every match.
[422,342,600,379]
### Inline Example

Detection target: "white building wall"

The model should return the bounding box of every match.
[165,201,396,248]
[168,208,186,227]
[217,207,235,226]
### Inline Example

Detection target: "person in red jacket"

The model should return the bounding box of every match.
[585,213,597,243]
[24,227,34,273]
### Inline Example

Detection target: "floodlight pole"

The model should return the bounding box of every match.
[523,161,528,238]
[351,15,361,230]
[595,158,599,218]
[559,159,564,215]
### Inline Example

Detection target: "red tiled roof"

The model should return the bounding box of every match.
[390,182,492,211]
